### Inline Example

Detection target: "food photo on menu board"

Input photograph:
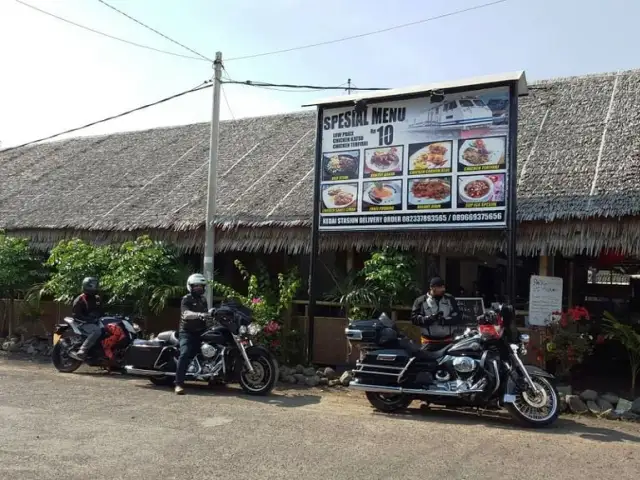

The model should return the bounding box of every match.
[407,177,452,210]
[363,146,403,178]
[457,136,506,173]
[321,182,359,214]
[361,180,403,212]
[322,150,360,181]
[407,141,453,175]
[457,174,505,208]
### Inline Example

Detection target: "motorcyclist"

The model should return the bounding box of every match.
[69,277,104,361]
[410,276,461,347]
[175,273,210,395]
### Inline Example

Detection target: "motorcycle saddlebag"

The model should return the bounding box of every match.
[122,340,168,370]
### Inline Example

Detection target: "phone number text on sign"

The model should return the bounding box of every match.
[319,211,505,230]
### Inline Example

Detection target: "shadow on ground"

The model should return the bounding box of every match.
[369,405,640,443]
[134,381,323,408]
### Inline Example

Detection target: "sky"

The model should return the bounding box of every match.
[0,0,637,148]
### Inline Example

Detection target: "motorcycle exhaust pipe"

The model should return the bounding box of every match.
[125,367,176,377]
[348,382,484,397]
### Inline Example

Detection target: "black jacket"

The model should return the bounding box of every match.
[72,293,103,322]
[180,294,209,333]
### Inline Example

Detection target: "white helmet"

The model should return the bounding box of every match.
[187,273,208,294]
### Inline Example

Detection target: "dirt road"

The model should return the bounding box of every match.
[1,358,639,480]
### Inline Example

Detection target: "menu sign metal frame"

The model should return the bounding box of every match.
[303,72,526,362]
[316,85,515,232]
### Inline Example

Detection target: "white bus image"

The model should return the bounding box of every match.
[409,96,495,131]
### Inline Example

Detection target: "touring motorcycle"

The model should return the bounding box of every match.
[345,304,559,427]
[123,299,278,396]
[52,315,141,373]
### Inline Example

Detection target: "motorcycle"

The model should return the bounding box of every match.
[52,315,141,373]
[122,298,278,396]
[345,304,560,427]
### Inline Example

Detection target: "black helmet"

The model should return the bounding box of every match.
[82,277,99,294]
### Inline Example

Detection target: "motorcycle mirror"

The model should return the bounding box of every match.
[208,308,216,317]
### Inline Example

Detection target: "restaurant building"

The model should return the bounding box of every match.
[2,69,639,364]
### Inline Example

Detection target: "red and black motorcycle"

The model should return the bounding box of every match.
[52,315,140,373]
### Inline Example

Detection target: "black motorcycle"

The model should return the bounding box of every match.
[52,315,141,373]
[123,299,278,396]
[345,304,559,427]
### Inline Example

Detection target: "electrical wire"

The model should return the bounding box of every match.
[0,82,212,154]
[220,68,236,120]
[13,0,208,61]
[96,0,213,62]
[222,80,389,91]
[226,0,508,62]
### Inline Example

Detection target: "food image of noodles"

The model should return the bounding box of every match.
[327,187,355,207]
[464,179,491,199]
[411,179,451,201]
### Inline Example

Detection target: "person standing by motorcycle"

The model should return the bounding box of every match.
[175,273,210,395]
[410,277,461,346]
[69,277,104,360]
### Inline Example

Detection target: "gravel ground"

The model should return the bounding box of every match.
[1,358,639,480]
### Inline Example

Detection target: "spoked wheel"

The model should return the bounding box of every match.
[52,337,83,373]
[239,354,277,396]
[506,376,559,427]
[365,392,413,413]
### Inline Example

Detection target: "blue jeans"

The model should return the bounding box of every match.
[175,330,201,387]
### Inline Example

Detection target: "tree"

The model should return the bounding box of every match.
[102,236,180,320]
[0,233,44,336]
[43,239,112,303]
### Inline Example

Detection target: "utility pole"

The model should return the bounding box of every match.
[346,78,352,94]
[204,51,223,307]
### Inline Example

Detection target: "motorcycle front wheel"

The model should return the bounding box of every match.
[238,352,277,396]
[365,392,413,413]
[52,337,83,373]
[506,375,560,427]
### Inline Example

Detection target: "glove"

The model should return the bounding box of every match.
[411,315,425,326]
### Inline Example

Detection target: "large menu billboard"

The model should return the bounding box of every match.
[317,86,511,231]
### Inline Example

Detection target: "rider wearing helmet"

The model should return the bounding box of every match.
[69,277,104,360]
[175,273,210,395]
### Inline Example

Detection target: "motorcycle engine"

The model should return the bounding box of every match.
[452,356,476,374]
[201,342,218,358]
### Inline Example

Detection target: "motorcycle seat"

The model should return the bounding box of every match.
[414,345,450,361]
[399,337,449,360]
[156,330,179,346]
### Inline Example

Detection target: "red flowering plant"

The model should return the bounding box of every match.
[212,260,301,364]
[532,306,594,379]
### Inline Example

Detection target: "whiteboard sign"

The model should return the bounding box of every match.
[528,275,563,326]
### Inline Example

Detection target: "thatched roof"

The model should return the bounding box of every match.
[2,69,640,256]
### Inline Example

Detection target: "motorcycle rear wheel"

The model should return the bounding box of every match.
[365,392,412,413]
[52,340,82,373]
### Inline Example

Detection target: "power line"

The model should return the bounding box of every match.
[226,0,508,62]
[222,80,389,91]
[13,0,207,62]
[220,68,236,120]
[0,82,212,154]
[96,0,212,62]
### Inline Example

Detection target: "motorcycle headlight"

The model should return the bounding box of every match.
[239,325,248,335]
[132,323,141,333]
[248,323,261,336]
